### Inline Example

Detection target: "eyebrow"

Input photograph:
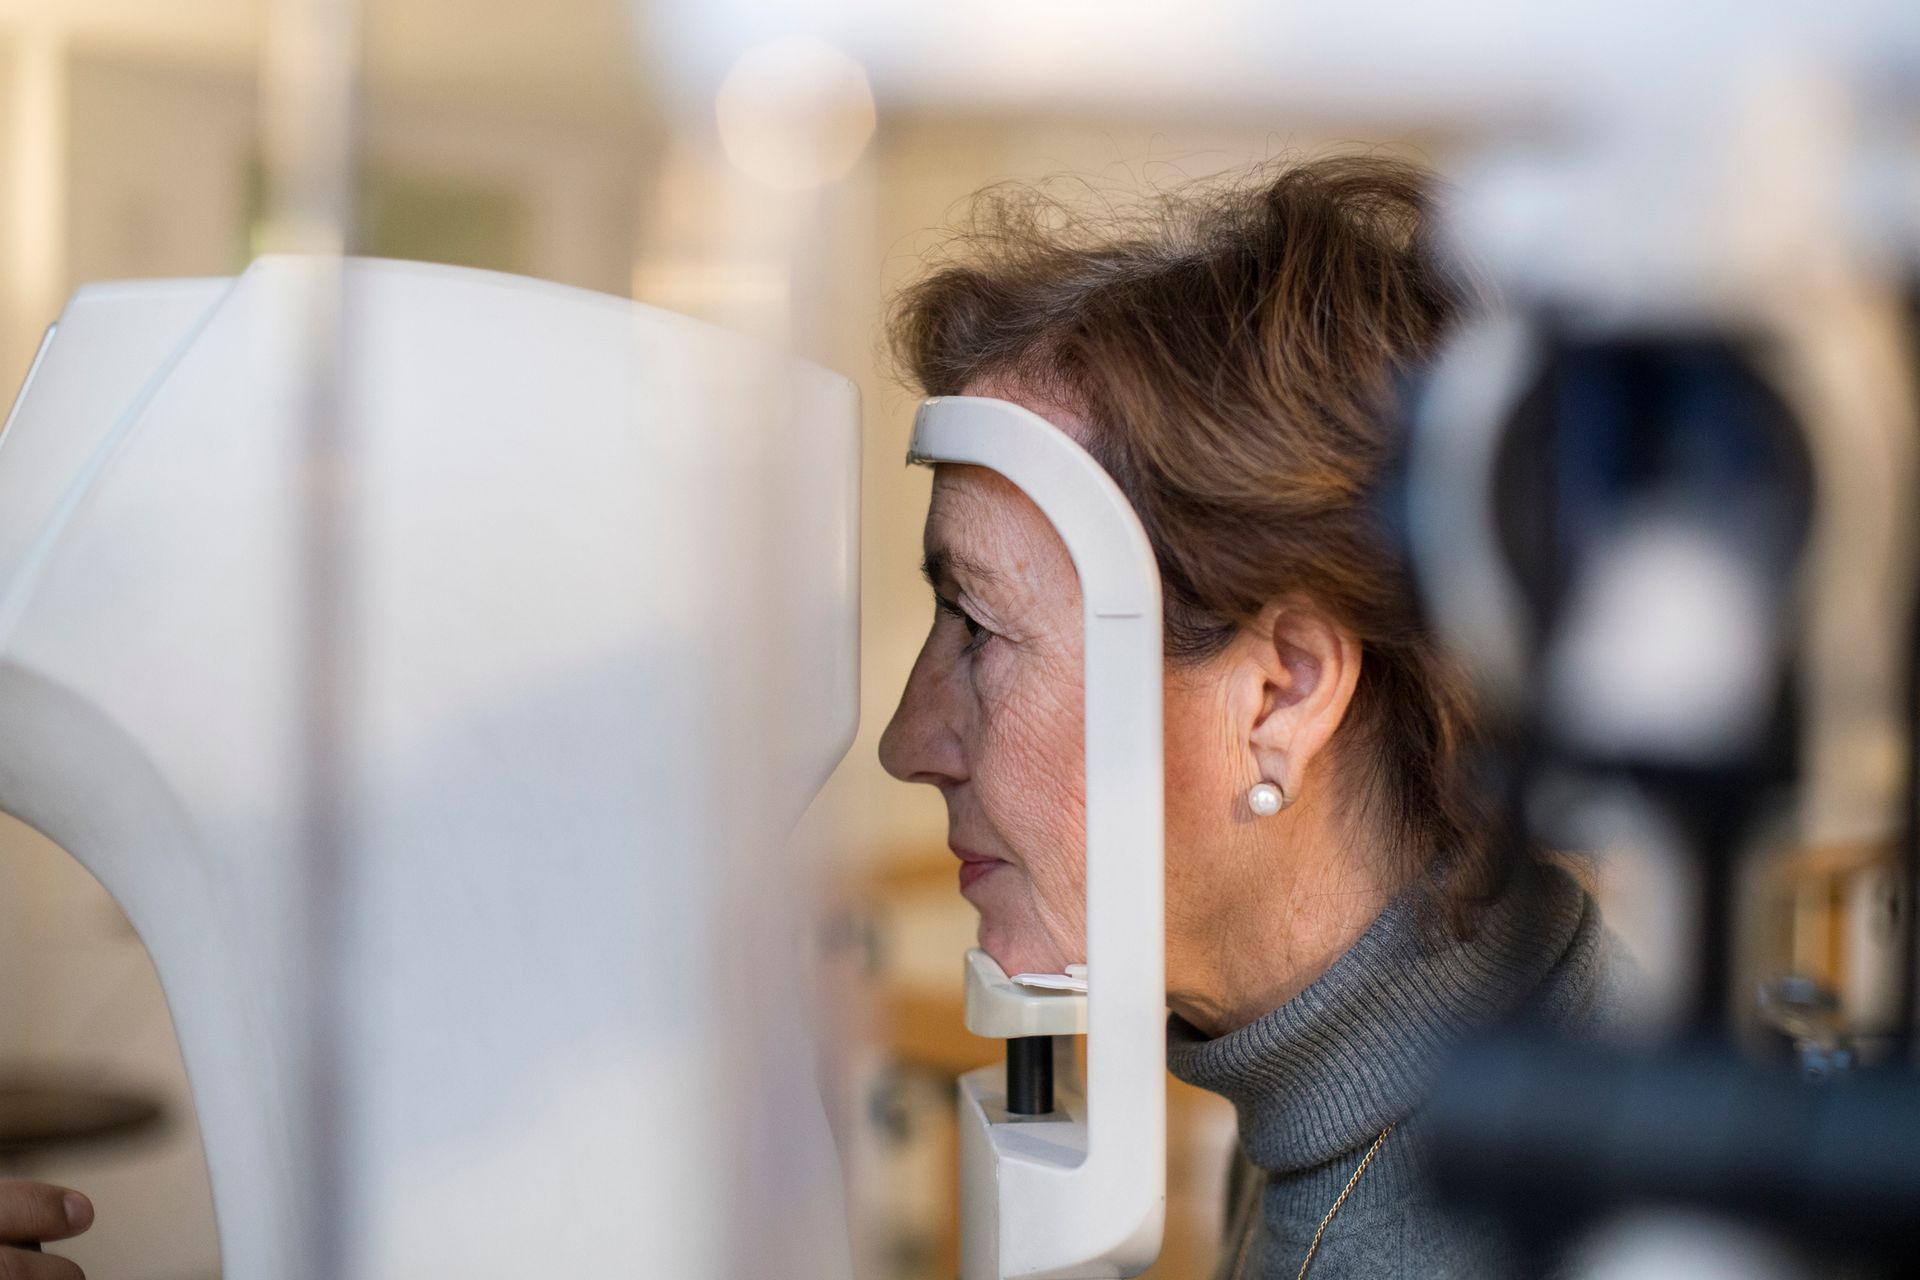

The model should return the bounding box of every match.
[920,547,1003,593]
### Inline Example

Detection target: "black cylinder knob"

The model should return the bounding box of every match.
[1006,1036,1054,1115]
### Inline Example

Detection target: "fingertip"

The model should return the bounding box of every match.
[61,1191,91,1233]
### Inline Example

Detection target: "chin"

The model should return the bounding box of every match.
[976,916,1066,977]
[966,865,1075,975]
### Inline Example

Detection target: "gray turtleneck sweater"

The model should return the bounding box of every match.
[1166,859,1627,1279]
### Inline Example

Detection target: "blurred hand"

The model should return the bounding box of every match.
[0,1181,90,1279]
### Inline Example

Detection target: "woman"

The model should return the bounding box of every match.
[878,156,1625,1278]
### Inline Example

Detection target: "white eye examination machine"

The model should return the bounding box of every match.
[0,258,1171,1278]
[0,257,863,1278]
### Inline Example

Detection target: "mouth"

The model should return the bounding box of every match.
[951,844,1009,894]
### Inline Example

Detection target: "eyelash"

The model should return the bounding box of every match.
[934,594,993,654]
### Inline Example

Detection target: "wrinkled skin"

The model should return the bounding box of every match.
[880,459,1089,975]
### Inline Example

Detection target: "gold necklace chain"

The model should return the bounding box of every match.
[1295,1123,1394,1280]
[1221,1122,1396,1280]
[1228,1120,1397,1280]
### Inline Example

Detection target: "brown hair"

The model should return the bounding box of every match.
[889,155,1502,929]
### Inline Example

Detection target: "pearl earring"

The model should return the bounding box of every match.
[1248,781,1288,817]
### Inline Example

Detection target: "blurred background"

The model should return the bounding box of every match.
[0,1,1911,1277]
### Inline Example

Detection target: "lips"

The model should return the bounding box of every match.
[951,843,1009,893]
[957,860,1005,891]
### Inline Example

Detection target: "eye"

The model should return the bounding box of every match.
[934,594,994,654]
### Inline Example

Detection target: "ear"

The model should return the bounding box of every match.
[1240,599,1364,801]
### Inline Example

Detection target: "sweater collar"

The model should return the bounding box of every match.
[1165,859,1590,1174]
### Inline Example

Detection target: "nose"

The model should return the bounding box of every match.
[879,638,967,788]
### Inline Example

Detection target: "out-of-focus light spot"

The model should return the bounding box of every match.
[714,36,876,192]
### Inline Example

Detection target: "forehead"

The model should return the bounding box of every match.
[926,464,1037,553]
[928,460,1024,523]
[924,464,1073,589]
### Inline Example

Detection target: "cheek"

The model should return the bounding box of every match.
[1161,677,1243,928]
[971,651,1088,954]
[1163,682,1234,836]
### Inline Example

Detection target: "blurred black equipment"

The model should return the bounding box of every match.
[1395,62,1920,1267]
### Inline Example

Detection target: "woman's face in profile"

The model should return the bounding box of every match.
[878,457,1091,975]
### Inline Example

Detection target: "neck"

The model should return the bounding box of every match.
[1164,857,1599,1179]
[1165,791,1395,1038]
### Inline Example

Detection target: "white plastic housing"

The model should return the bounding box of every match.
[0,258,861,1278]
[964,948,1088,1039]
[909,395,1167,1279]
